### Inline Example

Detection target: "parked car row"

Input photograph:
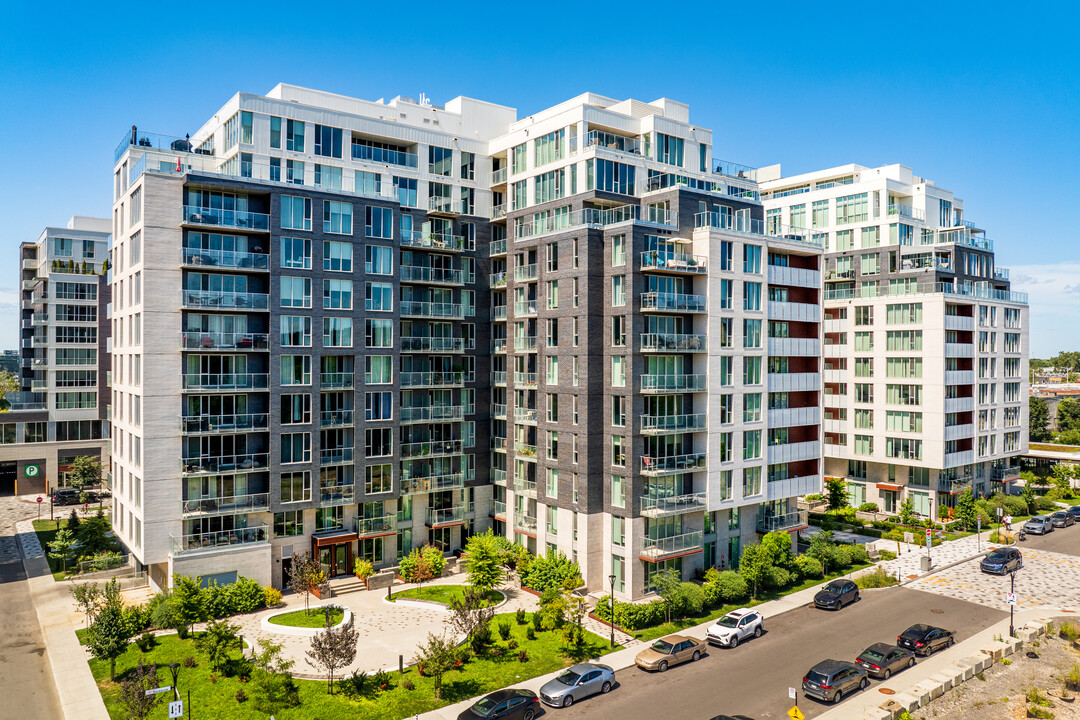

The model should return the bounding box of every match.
[802,624,953,704]
[458,662,619,718]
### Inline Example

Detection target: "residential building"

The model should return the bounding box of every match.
[760,164,1029,516]
[112,85,822,598]
[0,216,111,495]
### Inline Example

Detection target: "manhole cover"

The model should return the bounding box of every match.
[1027,652,1039,659]
[931,609,945,614]
[879,688,896,695]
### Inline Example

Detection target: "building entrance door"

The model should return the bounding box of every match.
[318,543,350,577]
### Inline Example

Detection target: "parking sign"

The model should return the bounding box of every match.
[1006,593,1017,606]
[168,700,183,719]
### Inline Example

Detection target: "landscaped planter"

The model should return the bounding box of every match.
[259,603,353,637]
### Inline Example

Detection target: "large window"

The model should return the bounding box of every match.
[363,282,391,311]
[365,245,392,274]
[281,432,311,464]
[587,159,635,195]
[280,471,312,503]
[280,277,311,308]
[286,119,305,152]
[281,237,311,269]
[314,125,342,158]
[323,201,353,234]
[366,206,393,239]
[280,355,311,385]
[656,133,684,166]
[323,318,352,347]
[365,319,393,347]
[280,316,311,347]
[281,196,312,231]
[365,464,392,494]
[323,241,352,272]
[323,279,353,310]
[534,129,565,166]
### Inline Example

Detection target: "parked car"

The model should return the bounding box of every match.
[897,624,954,656]
[801,659,869,703]
[634,634,704,672]
[457,689,540,720]
[539,662,615,707]
[708,716,757,720]
[51,488,81,506]
[980,547,1023,574]
[1066,505,1080,520]
[1023,516,1055,535]
[855,643,915,679]
[813,579,860,610]
[706,608,765,648]
[1050,511,1076,528]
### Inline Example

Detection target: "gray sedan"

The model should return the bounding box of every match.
[1024,516,1055,535]
[539,662,616,708]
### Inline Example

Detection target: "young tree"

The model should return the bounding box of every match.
[955,489,977,531]
[898,497,918,526]
[118,660,163,720]
[807,530,837,576]
[446,587,495,642]
[70,582,102,627]
[1030,397,1052,442]
[86,580,131,680]
[287,552,324,615]
[825,477,849,511]
[413,631,460,700]
[48,528,76,574]
[399,545,445,595]
[305,609,358,694]
[172,574,207,636]
[652,567,683,624]
[1021,480,1038,514]
[251,638,300,713]
[70,455,104,491]
[196,618,240,672]
[464,530,505,595]
[74,510,113,558]
[737,544,771,599]
[65,508,81,534]
[0,369,18,408]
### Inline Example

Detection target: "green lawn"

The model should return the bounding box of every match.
[89,613,617,720]
[31,519,69,580]
[628,561,872,643]
[268,607,345,628]
[389,585,503,607]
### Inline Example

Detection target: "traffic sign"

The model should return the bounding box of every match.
[168,700,184,718]
[788,687,797,699]
[997,507,1004,517]
[36,496,42,504]
[788,706,805,720]
[145,686,172,696]
[1006,593,1017,606]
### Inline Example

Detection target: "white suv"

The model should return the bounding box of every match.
[705,608,764,648]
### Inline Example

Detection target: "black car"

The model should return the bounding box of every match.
[51,488,81,506]
[855,643,915,679]
[1067,506,1080,520]
[457,689,540,720]
[980,547,1022,575]
[801,659,869,703]
[708,716,756,720]
[897,624,954,656]
[1050,511,1076,528]
[813,579,859,610]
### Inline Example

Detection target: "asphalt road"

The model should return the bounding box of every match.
[549,587,1006,720]
[0,562,62,720]
[1019,522,1080,557]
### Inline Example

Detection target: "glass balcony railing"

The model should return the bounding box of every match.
[585,129,641,155]
[640,453,707,475]
[181,453,269,474]
[640,291,707,313]
[400,301,465,319]
[320,448,354,465]
[490,239,507,256]
[400,266,464,285]
[400,232,470,251]
[640,333,707,352]
[428,196,462,214]
[491,168,507,185]
[181,290,270,310]
[756,509,809,533]
[640,493,708,518]
[355,515,396,537]
[181,332,269,350]
[490,271,507,288]
[887,204,925,221]
[182,247,270,271]
[399,371,464,388]
[181,493,270,516]
[492,338,507,353]
[320,372,354,389]
[182,205,270,231]
[490,203,507,220]
[401,336,465,353]
[492,305,507,321]
[693,211,821,246]
[171,524,268,554]
[492,469,507,487]
[320,410,354,426]
[319,484,355,505]
[640,531,703,559]
[399,405,464,423]
[640,413,707,434]
[514,480,537,498]
[492,500,507,516]
[427,506,468,527]
[712,158,758,181]
[513,300,537,316]
[514,407,538,423]
[640,250,707,274]
[491,371,507,385]
[181,373,269,390]
[515,443,539,459]
[491,436,508,451]
[514,264,539,282]
[351,143,418,167]
[513,337,538,352]
[513,512,538,533]
[640,374,707,393]
[400,439,464,458]
[513,372,537,386]
[401,473,465,495]
[181,413,269,433]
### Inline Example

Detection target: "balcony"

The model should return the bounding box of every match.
[693,211,819,246]
[945,343,974,358]
[181,373,269,391]
[945,370,975,385]
[756,509,809,533]
[640,333,707,353]
[767,301,820,323]
[945,450,976,467]
[944,396,975,413]
[514,336,538,352]
[400,301,465,319]
[182,247,270,271]
[400,439,464,458]
[640,413,707,435]
[994,267,1010,281]
[351,143,418,168]
[401,336,465,353]
[427,506,468,528]
[514,480,537,499]
[641,453,707,476]
[992,466,1021,481]
[401,473,465,495]
[767,406,820,429]
[492,338,507,354]
[641,250,707,274]
[490,271,507,289]
[767,373,820,393]
[182,205,270,232]
[181,413,269,434]
[399,371,464,388]
[640,492,708,518]
[320,410,354,427]
[640,292,707,313]
[585,129,641,155]
[400,266,464,285]
[490,203,507,220]
[765,475,822,501]
[400,405,464,423]
[767,440,820,464]
[491,500,507,518]
[514,300,538,316]
[181,453,269,475]
[355,515,396,538]
[491,168,508,186]
[887,204,925,221]
[491,371,507,386]
[181,493,270,517]
[321,372,354,389]
[768,265,819,289]
[492,469,507,486]
[767,337,820,357]
[400,231,469,252]
[640,374,707,393]
[513,512,538,535]
[171,524,268,555]
[319,484,356,505]
[514,264,539,282]
[944,315,975,332]
[181,332,269,351]
[320,448,354,465]
[492,306,507,321]
[428,196,462,216]
[491,436,508,452]
[944,423,975,442]
[514,407,539,424]
[640,531,703,561]
[515,443,539,460]
[181,290,270,311]
[489,240,507,258]
[513,372,538,387]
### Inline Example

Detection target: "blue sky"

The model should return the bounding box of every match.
[2,1,1078,355]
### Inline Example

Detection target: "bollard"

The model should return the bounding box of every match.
[399,654,404,674]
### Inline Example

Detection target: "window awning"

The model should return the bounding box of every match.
[876,483,903,491]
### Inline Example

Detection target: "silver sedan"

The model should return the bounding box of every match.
[539,662,616,708]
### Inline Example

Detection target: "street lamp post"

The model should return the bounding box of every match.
[608,574,616,648]
[168,662,181,702]
[1009,569,1018,638]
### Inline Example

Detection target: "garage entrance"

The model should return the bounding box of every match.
[0,462,15,496]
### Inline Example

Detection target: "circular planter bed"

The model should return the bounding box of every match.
[385,585,506,611]
[260,603,353,637]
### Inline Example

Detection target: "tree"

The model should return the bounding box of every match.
[118,660,163,720]
[65,509,81,534]
[74,510,113,558]
[399,545,445,594]
[446,587,495,643]
[737,544,772,599]
[825,477,849,511]
[251,638,300,712]
[898,497,918,526]
[48,528,76,573]
[1030,397,1052,442]
[70,582,102,627]
[759,531,795,570]
[287,552,325,615]
[0,369,18,409]
[954,489,977,531]
[464,530,505,595]
[86,580,131,680]
[652,567,683,624]
[306,608,358,694]
[172,574,207,636]
[413,631,460,700]
[1021,480,1038,514]
[196,618,239,672]
[70,455,104,490]
[1058,398,1080,434]
[807,530,838,576]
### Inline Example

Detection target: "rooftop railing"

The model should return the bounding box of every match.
[824,282,1027,304]
[694,211,823,246]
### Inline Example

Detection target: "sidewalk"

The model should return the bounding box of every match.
[874,528,1004,583]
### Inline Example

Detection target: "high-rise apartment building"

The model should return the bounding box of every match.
[111,85,822,598]
[760,164,1028,516]
[0,216,111,495]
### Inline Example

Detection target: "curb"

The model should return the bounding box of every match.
[260,603,354,637]
[897,546,1002,586]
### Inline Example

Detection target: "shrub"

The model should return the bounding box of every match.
[182,655,196,668]
[855,567,898,589]
[530,612,542,632]
[507,639,518,650]
[340,670,366,698]
[235,689,247,703]
[469,623,493,655]
[371,669,393,690]
[763,566,794,590]
[518,649,528,662]
[263,586,282,608]
[702,569,748,607]
[1036,497,1058,512]
[401,677,415,691]
[1059,622,1080,642]
[877,549,897,561]
[518,551,580,593]
[135,631,155,652]
[203,583,231,619]
[514,608,526,625]
[497,621,511,641]
[526,627,536,641]
[123,604,152,636]
[794,555,823,580]
[227,577,266,614]
[858,502,880,513]
[1064,663,1080,691]
[675,582,705,616]
[847,544,869,564]
[353,558,375,581]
